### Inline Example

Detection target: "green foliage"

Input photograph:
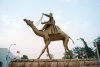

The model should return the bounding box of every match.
[72,46,97,59]
[73,38,97,59]
[73,47,86,58]
[21,55,28,59]
[0,61,3,67]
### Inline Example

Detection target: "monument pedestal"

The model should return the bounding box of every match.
[9,58,100,67]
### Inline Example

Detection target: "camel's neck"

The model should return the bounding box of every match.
[31,24,44,37]
[25,20,44,37]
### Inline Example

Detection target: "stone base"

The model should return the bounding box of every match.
[8,58,100,67]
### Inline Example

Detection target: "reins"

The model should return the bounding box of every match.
[35,14,43,26]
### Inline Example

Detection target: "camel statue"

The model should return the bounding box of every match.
[23,19,74,59]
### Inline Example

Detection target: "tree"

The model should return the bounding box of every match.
[79,38,95,58]
[73,47,87,59]
[21,55,28,59]
[73,46,97,59]
[0,61,3,67]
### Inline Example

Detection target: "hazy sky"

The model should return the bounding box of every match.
[0,0,100,59]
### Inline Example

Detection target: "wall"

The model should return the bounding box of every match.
[9,58,100,67]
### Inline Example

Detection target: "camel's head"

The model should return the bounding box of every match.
[23,19,27,22]
[23,19,33,22]
[23,19,34,26]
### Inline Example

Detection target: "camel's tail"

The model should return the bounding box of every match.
[69,37,75,45]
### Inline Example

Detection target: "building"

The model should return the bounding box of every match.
[0,48,14,67]
[94,37,100,63]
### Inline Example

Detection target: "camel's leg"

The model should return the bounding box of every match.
[37,41,50,59]
[64,38,73,59]
[63,39,68,59]
[44,40,52,59]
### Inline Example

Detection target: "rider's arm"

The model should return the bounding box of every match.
[42,21,54,25]
[41,21,47,24]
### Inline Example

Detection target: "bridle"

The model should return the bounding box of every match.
[35,14,43,26]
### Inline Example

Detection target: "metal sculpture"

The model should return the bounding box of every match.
[23,13,74,59]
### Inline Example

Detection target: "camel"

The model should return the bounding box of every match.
[23,19,74,59]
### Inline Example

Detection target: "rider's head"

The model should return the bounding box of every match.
[49,13,53,17]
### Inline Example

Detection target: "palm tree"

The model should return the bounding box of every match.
[73,46,97,59]
[79,38,95,58]
[73,47,86,59]
[0,61,3,67]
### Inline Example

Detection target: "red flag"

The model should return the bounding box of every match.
[78,51,83,55]
[17,51,20,54]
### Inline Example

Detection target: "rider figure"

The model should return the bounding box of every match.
[41,13,55,31]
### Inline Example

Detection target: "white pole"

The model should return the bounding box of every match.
[7,44,16,67]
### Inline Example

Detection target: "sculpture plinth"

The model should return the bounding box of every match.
[8,58,99,67]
